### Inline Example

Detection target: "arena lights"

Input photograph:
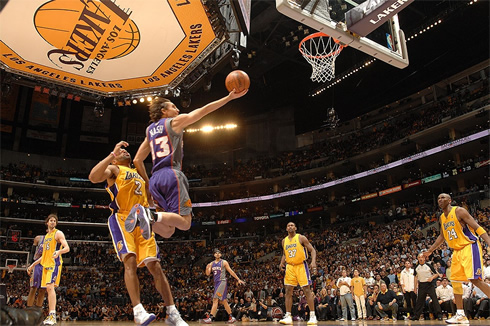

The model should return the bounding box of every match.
[406,19,442,42]
[310,59,376,97]
[185,124,237,133]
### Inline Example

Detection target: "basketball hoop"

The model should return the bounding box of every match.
[299,32,346,82]
[7,265,15,273]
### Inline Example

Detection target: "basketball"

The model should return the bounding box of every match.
[225,70,250,92]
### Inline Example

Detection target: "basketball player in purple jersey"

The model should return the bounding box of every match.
[204,249,245,324]
[125,89,247,239]
[26,234,46,307]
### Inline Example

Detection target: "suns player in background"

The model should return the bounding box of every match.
[204,249,246,324]
[27,214,69,325]
[424,193,490,324]
[125,89,247,239]
[89,141,187,326]
[279,222,317,325]
[26,234,46,307]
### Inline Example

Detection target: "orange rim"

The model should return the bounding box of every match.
[299,32,346,59]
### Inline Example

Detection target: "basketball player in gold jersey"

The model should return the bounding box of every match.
[89,141,187,326]
[279,222,317,325]
[27,214,69,325]
[424,193,490,324]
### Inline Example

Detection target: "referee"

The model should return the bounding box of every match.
[411,252,443,321]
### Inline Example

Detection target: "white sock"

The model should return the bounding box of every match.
[49,310,56,316]
[133,303,145,314]
[156,212,163,223]
[457,309,464,315]
[310,312,315,317]
[167,304,177,314]
[284,312,291,317]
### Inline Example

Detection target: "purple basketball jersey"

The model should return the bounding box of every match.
[147,118,184,174]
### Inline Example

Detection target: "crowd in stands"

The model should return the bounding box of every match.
[4,205,490,322]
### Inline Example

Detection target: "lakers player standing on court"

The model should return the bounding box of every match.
[27,214,69,325]
[279,222,317,325]
[26,234,46,307]
[89,141,187,326]
[424,193,490,324]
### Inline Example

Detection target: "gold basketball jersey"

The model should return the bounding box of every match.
[441,206,478,250]
[106,165,148,215]
[284,234,307,265]
[40,229,62,268]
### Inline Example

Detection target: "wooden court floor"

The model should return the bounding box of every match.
[52,320,490,325]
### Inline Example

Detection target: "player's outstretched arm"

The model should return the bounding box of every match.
[224,260,245,285]
[456,207,490,246]
[424,218,446,258]
[171,89,247,133]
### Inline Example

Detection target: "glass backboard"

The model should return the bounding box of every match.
[276,0,409,68]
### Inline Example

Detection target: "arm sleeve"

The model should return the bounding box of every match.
[29,245,37,264]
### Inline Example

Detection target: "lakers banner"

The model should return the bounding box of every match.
[0,0,218,95]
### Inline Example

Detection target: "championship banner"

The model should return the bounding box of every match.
[0,0,219,95]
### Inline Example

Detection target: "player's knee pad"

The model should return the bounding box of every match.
[452,282,463,295]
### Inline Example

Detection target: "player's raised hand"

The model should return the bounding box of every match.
[112,141,129,157]
[228,88,248,100]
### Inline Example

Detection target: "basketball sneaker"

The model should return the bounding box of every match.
[228,316,237,324]
[43,314,56,325]
[279,314,293,325]
[125,204,154,239]
[203,316,213,324]
[307,315,318,325]
[134,312,156,326]
[166,310,188,326]
[445,313,469,324]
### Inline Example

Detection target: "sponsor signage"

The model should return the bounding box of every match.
[476,159,490,168]
[55,202,72,207]
[0,0,219,95]
[269,213,284,219]
[361,193,378,200]
[346,0,414,37]
[379,185,402,196]
[69,177,90,182]
[403,180,421,189]
[201,221,216,225]
[284,210,303,217]
[234,218,248,223]
[422,174,442,184]
[216,219,231,224]
[253,215,269,221]
[306,206,323,213]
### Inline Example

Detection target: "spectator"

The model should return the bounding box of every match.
[375,282,398,321]
[336,270,355,321]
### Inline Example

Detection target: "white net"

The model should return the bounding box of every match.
[299,33,345,82]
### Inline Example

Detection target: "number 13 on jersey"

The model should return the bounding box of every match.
[150,136,170,160]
